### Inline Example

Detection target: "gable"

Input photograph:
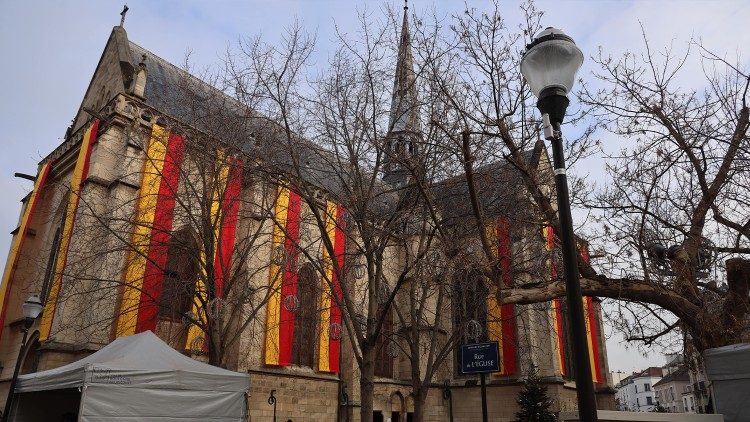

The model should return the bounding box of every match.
[71,26,133,133]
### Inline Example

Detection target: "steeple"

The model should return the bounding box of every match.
[383,1,423,187]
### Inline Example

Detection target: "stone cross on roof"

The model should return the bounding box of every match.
[120,5,129,27]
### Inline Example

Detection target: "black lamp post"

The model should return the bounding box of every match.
[2,294,43,422]
[521,28,599,422]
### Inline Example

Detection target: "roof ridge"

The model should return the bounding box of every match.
[436,147,537,185]
[129,40,241,107]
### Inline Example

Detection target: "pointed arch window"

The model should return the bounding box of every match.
[40,226,62,303]
[20,336,41,375]
[290,263,318,367]
[452,270,489,371]
[159,227,199,321]
[374,307,394,378]
[41,190,71,304]
[557,299,576,378]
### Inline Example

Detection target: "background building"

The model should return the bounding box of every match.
[654,365,690,413]
[615,367,663,412]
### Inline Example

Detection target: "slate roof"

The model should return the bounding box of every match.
[431,144,545,227]
[653,366,689,387]
[63,26,542,224]
[128,41,373,202]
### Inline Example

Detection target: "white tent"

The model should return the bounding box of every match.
[705,343,750,422]
[11,331,249,422]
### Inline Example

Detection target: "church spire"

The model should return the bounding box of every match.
[383,2,423,187]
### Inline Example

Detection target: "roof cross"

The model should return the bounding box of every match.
[120,5,129,27]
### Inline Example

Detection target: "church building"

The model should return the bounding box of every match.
[0,7,615,421]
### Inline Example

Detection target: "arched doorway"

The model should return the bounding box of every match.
[390,391,406,422]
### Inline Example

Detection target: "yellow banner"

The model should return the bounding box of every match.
[264,186,290,365]
[115,125,170,337]
[39,122,99,341]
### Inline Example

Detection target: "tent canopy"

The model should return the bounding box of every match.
[14,331,249,422]
[17,331,248,392]
[705,343,750,422]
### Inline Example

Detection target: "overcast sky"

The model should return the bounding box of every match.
[1,0,748,375]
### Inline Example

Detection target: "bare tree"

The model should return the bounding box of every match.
[578,32,750,352]
[423,0,750,357]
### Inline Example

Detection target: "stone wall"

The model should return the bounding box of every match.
[247,370,340,422]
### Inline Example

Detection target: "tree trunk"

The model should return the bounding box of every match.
[409,320,423,422]
[722,258,750,340]
[207,331,221,367]
[207,319,224,367]
[412,386,429,422]
[680,258,750,353]
[360,345,376,422]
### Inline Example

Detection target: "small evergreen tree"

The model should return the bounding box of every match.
[516,371,556,422]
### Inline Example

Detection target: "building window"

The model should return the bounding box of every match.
[556,299,576,378]
[374,307,394,378]
[644,382,651,391]
[159,227,199,320]
[395,139,403,154]
[291,264,318,368]
[20,337,41,375]
[647,396,653,405]
[453,270,488,373]
[454,270,488,341]
[40,226,63,303]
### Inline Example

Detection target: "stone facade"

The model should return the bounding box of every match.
[247,370,340,421]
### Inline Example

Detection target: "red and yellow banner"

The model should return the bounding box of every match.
[264,186,302,366]
[212,158,243,302]
[580,245,603,384]
[39,120,100,341]
[185,156,244,351]
[583,296,603,383]
[0,160,53,340]
[116,124,185,336]
[543,225,602,383]
[318,202,345,373]
[550,297,567,376]
[486,217,517,376]
[544,226,568,376]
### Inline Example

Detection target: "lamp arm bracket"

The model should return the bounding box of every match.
[542,114,562,141]
[542,114,554,140]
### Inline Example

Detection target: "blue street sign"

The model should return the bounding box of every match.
[460,342,500,374]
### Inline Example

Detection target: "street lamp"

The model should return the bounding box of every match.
[2,294,43,422]
[521,28,599,422]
